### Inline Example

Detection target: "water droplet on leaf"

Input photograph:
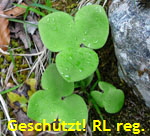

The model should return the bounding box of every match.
[87,43,91,47]
[79,69,82,72]
[69,56,72,60]
[47,18,50,22]
[60,72,64,75]
[94,40,98,44]
[65,75,70,78]
[83,38,86,41]
[84,31,87,35]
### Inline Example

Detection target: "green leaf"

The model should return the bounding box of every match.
[103,89,125,113]
[28,64,88,128]
[39,12,79,52]
[27,90,59,123]
[75,5,109,49]
[27,91,88,129]
[56,48,99,82]
[41,64,74,98]
[98,81,116,93]
[91,82,125,113]
[58,94,88,129]
[38,5,109,52]
[90,91,104,107]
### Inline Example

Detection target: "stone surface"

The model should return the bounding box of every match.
[108,0,150,107]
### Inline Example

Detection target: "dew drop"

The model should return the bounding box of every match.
[84,31,87,35]
[47,18,50,22]
[96,7,101,13]
[69,56,72,60]
[87,43,91,47]
[94,40,98,44]
[86,52,92,56]
[65,75,70,78]
[83,38,86,41]
[60,72,64,75]
[79,69,83,72]
[64,75,71,80]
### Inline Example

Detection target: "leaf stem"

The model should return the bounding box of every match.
[96,68,101,81]
[91,99,103,120]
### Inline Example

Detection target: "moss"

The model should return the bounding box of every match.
[0,57,4,64]
[21,71,28,75]
[66,3,78,13]
[11,39,19,48]
[52,0,78,13]
[0,111,4,119]
[30,72,35,78]
[0,65,8,69]
[13,67,18,73]
[15,56,23,64]
[2,73,6,79]
[5,55,12,62]
[15,48,24,53]
[20,64,28,69]
[17,78,23,83]
[15,56,23,60]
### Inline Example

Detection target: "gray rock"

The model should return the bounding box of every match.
[108,0,150,107]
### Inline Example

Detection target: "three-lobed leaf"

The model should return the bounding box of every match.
[38,5,109,82]
[27,64,88,128]
[39,5,109,52]
[91,81,124,113]
[27,91,88,129]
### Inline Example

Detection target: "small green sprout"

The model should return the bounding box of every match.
[91,81,125,113]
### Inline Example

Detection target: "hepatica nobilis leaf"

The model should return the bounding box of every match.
[27,64,88,128]
[56,48,98,82]
[98,81,116,94]
[39,12,78,52]
[91,81,125,113]
[41,64,74,98]
[39,5,109,82]
[75,5,109,49]
[38,5,109,52]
